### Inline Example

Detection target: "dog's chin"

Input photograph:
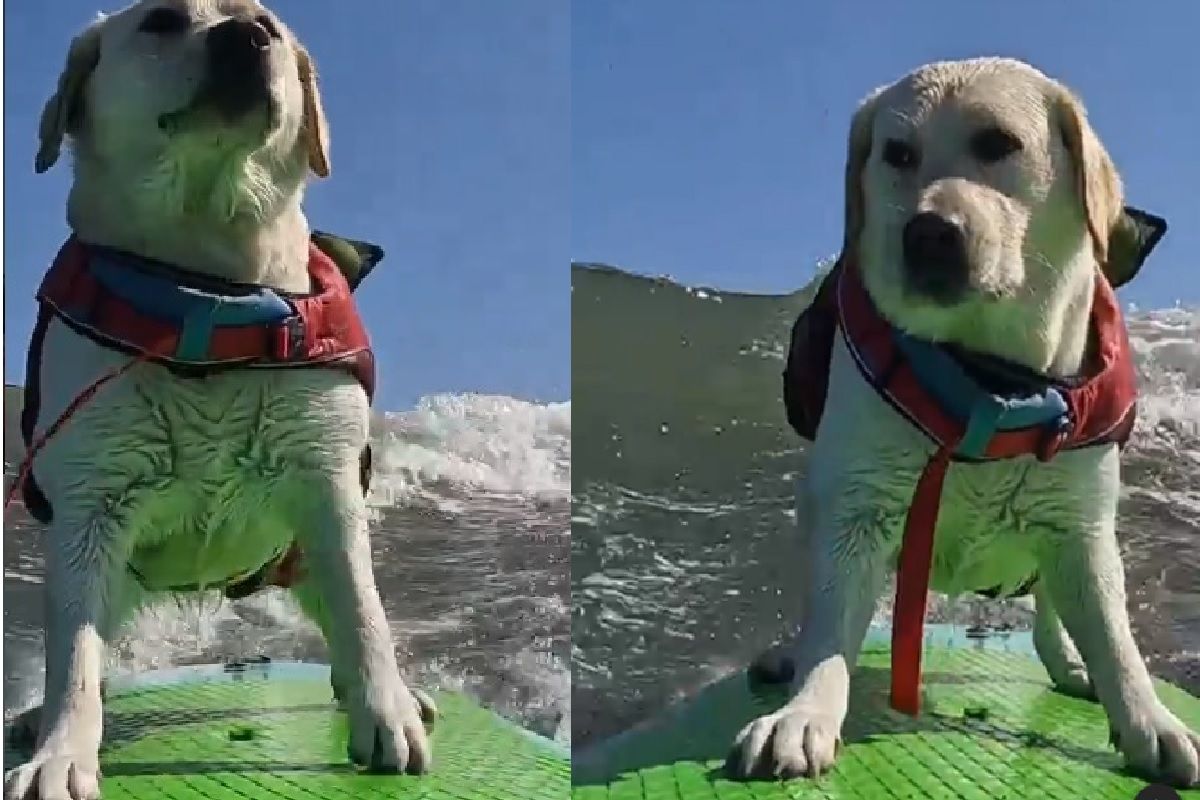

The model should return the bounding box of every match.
[892,248,1019,309]
[902,274,968,309]
[157,96,277,144]
[863,268,982,344]
[132,112,304,224]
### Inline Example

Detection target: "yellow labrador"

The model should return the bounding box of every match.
[729,57,1199,788]
[7,3,434,798]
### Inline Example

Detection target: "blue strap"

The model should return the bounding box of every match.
[894,333,1070,459]
[89,255,295,361]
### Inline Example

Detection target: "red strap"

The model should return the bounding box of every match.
[5,345,165,513]
[890,445,955,715]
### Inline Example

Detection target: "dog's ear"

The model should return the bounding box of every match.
[842,87,883,260]
[1055,90,1124,277]
[294,43,331,178]
[36,20,104,174]
[1105,206,1167,288]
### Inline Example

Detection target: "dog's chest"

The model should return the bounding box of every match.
[810,338,1116,594]
[33,322,370,588]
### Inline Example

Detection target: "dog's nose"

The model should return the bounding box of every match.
[207,17,272,62]
[902,212,969,302]
[204,17,272,120]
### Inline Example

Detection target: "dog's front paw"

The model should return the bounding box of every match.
[726,704,843,780]
[4,741,101,800]
[346,676,438,775]
[1110,702,1200,788]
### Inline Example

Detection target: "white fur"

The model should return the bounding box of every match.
[729,58,1200,788]
[7,4,430,798]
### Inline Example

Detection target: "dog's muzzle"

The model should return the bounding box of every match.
[902,212,970,304]
[204,16,272,120]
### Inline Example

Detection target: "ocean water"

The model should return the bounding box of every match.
[571,262,1200,748]
[3,391,571,745]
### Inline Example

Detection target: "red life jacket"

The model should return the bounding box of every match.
[32,236,375,395]
[19,238,378,597]
[782,257,1138,715]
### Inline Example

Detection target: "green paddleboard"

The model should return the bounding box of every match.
[5,661,568,799]
[573,624,1200,798]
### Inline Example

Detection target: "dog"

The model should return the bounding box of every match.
[5,3,434,798]
[727,57,1200,788]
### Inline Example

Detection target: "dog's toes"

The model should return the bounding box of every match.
[69,763,101,800]
[726,707,842,781]
[1188,730,1200,786]
[4,763,36,800]
[773,709,840,779]
[1155,726,1200,788]
[727,715,782,779]
[4,750,101,800]
[347,683,434,775]
[1113,705,1200,788]
[400,719,433,775]
[366,725,407,774]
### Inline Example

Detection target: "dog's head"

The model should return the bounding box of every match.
[841,57,1123,356]
[36,0,329,223]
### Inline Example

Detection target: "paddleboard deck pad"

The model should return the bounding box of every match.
[573,625,1200,798]
[5,660,568,799]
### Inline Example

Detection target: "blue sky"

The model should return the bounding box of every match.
[4,0,568,409]
[573,0,1200,309]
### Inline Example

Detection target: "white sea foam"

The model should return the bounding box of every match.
[1126,308,1200,455]
[367,393,571,513]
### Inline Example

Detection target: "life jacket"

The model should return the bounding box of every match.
[782,245,1148,716]
[18,233,382,598]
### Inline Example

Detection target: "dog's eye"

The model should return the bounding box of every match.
[882,139,919,171]
[138,7,191,35]
[255,14,281,39]
[971,127,1023,163]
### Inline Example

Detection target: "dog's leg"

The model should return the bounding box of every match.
[4,515,116,800]
[289,579,352,709]
[8,572,144,757]
[288,577,436,720]
[728,480,890,779]
[1037,480,1200,787]
[1031,580,1095,699]
[295,468,437,774]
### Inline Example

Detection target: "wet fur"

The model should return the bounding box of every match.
[6,3,431,798]
[729,57,1200,788]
